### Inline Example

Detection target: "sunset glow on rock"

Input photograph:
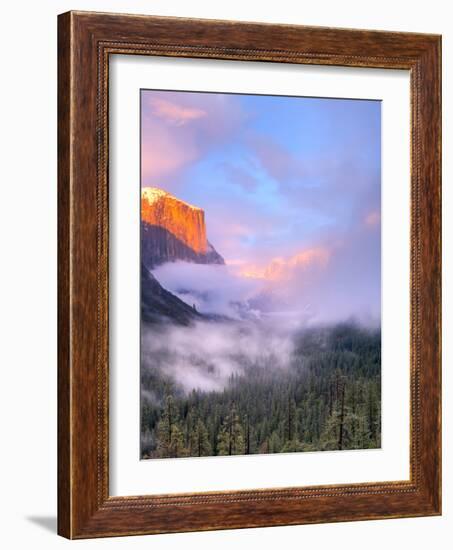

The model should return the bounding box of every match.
[141,187,208,254]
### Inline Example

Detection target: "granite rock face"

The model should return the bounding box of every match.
[141,187,224,268]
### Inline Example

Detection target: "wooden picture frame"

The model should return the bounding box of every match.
[58,10,441,539]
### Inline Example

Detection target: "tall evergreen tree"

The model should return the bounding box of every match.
[189,418,212,457]
[284,396,298,442]
[155,395,187,458]
[217,406,245,455]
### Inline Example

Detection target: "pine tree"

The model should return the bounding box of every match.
[284,396,298,442]
[189,419,212,457]
[217,406,245,455]
[320,405,342,450]
[268,430,282,453]
[168,424,187,458]
[244,413,255,454]
[155,395,187,458]
[281,438,304,453]
[338,379,346,450]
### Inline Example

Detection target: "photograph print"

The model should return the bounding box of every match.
[140,89,381,460]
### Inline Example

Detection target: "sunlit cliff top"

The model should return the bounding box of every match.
[141,186,202,212]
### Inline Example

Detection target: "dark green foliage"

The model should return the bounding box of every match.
[217,406,245,455]
[154,395,187,458]
[188,418,212,457]
[141,322,381,458]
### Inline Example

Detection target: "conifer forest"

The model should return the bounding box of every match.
[141,322,381,458]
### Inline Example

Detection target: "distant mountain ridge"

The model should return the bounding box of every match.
[141,187,224,268]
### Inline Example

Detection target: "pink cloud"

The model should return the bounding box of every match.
[239,247,331,281]
[148,97,207,126]
[141,91,246,185]
[141,122,198,181]
[364,210,380,227]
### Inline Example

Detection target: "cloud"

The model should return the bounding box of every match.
[247,133,307,183]
[218,162,260,192]
[240,247,331,281]
[148,97,207,126]
[153,262,263,319]
[243,125,381,235]
[152,226,379,327]
[260,226,381,326]
[141,91,246,186]
[141,126,198,181]
[141,320,295,393]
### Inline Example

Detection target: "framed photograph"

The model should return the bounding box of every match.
[58,11,441,539]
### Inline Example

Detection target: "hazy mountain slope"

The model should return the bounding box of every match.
[141,263,204,325]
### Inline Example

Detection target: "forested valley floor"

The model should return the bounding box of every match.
[141,322,381,459]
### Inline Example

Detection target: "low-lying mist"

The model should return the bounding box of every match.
[141,315,380,397]
[141,319,296,394]
[153,262,262,319]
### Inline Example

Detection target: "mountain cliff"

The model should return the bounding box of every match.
[141,263,204,325]
[141,187,224,268]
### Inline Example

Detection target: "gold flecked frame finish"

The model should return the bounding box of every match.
[58,11,441,539]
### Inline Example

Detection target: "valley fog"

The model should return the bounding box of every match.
[141,319,296,394]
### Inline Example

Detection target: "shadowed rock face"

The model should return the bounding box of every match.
[141,223,224,269]
[141,263,203,325]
